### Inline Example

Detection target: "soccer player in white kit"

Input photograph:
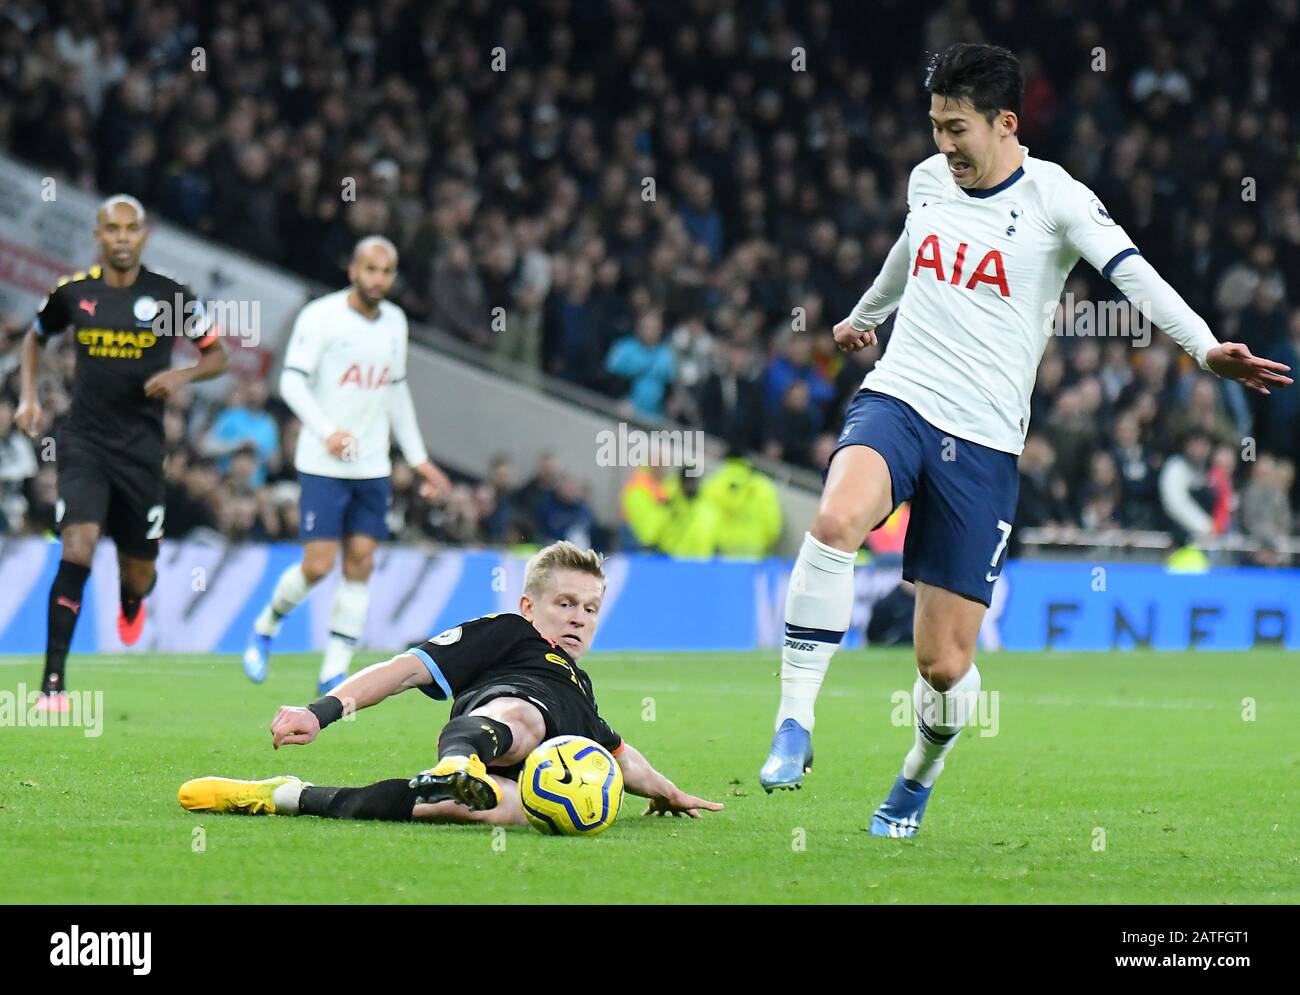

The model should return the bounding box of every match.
[243,236,450,693]
[758,44,1292,836]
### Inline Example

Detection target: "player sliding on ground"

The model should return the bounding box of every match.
[242,235,451,695]
[181,541,723,825]
[759,43,1292,836]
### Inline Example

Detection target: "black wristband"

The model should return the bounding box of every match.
[307,695,345,729]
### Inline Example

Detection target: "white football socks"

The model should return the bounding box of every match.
[271,778,305,815]
[775,533,857,732]
[254,564,313,637]
[902,663,981,788]
[318,579,370,686]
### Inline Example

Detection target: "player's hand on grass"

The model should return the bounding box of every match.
[271,705,321,749]
[414,460,452,501]
[326,430,358,461]
[1206,343,1292,395]
[642,787,725,819]
[143,368,191,400]
[14,398,42,438]
[833,316,876,353]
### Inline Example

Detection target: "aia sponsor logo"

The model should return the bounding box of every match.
[912,235,1011,297]
[339,364,391,388]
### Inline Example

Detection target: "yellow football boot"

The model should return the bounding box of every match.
[409,754,501,811]
[178,775,304,815]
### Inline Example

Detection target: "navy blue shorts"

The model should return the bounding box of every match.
[831,389,1019,606]
[298,472,390,541]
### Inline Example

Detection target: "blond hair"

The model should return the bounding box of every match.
[523,541,605,598]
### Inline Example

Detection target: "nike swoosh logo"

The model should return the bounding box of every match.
[986,572,1000,583]
[555,751,573,785]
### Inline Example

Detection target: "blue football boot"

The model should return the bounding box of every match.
[759,718,814,792]
[318,672,347,695]
[243,631,272,683]
[869,773,933,838]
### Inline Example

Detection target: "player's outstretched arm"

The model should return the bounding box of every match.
[270,652,431,748]
[615,742,724,819]
[1108,254,1291,394]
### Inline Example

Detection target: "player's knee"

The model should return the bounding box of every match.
[810,507,867,551]
[342,550,373,580]
[495,704,546,761]
[60,526,99,565]
[301,548,336,583]
[915,647,971,692]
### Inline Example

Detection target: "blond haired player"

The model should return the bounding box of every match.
[182,541,722,824]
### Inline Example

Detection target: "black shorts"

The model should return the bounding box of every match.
[450,679,614,778]
[57,432,166,560]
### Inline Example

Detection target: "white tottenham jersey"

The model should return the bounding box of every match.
[862,148,1139,454]
[283,289,411,479]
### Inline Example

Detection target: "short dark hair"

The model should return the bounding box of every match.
[925,43,1023,124]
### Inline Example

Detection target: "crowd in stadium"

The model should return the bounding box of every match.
[2,0,1298,559]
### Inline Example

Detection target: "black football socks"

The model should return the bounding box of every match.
[42,561,90,695]
[299,780,418,821]
[437,715,514,764]
[120,570,157,624]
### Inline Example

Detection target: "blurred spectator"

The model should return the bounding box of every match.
[698,453,781,557]
[536,476,596,548]
[606,310,675,418]
[764,380,820,469]
[202,380,279,486]
[620,463,673,552]
[1239,456,1292,564]
[1158,430,1216,543]
[1110,410,1161,530]
[431,241,490,348]
[1013,433,1073,548]
[166,454,221,538]
[763,333,834,421]
[700,338,766,453]
[657,472,719,558]
[0,397,37,531]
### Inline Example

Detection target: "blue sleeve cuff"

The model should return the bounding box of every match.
[409,646,452,700]
[1101,247,1141,281]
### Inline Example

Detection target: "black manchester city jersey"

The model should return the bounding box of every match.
[410,613,622,752]
[35,265,216,464]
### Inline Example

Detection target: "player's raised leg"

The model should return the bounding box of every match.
[870,582,984,837]
[38,521,99,710]
[760,442,893,791]
[411,696,547,811]
[116,554,156,647]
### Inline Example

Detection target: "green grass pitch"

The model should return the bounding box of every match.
[1,649,1295,904]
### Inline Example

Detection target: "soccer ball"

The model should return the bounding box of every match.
[518,735,623,836]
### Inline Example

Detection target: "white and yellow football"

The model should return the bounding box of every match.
[518,735,623,836]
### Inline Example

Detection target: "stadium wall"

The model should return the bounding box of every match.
[0,538,1296,655]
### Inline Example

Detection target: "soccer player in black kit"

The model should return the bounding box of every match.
[178,541,724,825]
[15,195,228,709]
